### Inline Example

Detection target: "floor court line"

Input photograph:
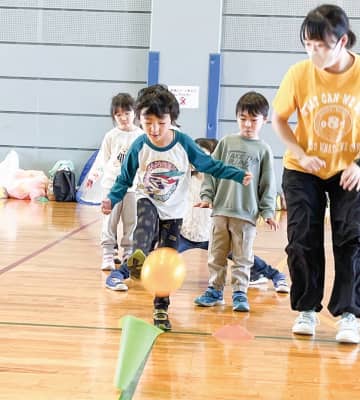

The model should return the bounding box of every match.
[0,217,99,275]
[0,320,340,343]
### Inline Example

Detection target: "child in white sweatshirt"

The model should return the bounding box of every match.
[87,93,142,275]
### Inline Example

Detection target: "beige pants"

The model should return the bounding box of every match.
[208,215,256,293]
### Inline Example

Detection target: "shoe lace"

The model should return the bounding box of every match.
[275,279,288,287]
[233,292,247,302]
[205,288,222,299]
[336,313,358,329]
[296,311,319,326]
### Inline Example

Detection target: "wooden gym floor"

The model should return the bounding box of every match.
[0,199,359,400]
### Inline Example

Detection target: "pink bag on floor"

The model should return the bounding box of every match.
[7,170,49,200]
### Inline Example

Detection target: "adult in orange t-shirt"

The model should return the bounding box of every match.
[272,4,360,344]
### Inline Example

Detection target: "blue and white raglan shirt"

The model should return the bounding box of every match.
[107,130,246,220]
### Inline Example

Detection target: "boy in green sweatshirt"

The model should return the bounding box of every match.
[194,91,278,312]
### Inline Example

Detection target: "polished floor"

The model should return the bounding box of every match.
[0,199,358,400]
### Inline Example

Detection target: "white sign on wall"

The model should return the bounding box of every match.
[168,85,199,109]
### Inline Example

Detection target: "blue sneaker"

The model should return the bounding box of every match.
[194,287,225,307]
[105,270,128,291]
[272,272,290,293]
[232,291,250,312]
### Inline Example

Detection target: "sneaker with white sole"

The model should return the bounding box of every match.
[336,312,360,344]
[292,311,318,336]
[101,253,115,271]
[274,279,290,293]
[272,272,290,293]
[153,309,172,331]
[232,291,250,312]
[105,270,128,291]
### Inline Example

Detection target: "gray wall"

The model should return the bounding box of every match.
[0,0,151,179]
[220,0,360,191]
[1,0,360,189]
[150,0,222,138]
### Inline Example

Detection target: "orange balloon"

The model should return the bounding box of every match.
[141,247,186,297]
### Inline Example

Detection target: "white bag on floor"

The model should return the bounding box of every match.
[0,150,19,188]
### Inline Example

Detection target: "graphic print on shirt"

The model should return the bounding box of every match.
[314,105,352,143]
[141,160,184,202]
[300,92,360,154]
[227,151,258,171]
[117,146,128,165]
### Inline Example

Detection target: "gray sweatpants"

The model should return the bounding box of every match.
[100,190,137,260]
[208,215,256,293]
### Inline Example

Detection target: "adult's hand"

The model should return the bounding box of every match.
[340,162,360,191]
[298,154,326,173]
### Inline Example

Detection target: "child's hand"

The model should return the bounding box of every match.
[194,201,212,209]
[242,171,253,186]
[265,217,279,231]
[86,179,93,189]
[101,199,112,214]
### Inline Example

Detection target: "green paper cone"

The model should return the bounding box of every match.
[114,315,163,392]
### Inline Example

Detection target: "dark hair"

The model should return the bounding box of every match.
[195,138,218,154]
[136,83,169,99]
[110,93,135,120]
[135,84,180,125]
[235,91,269,118]
[300,4,356,49]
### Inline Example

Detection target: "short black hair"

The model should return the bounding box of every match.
[110,92,135,120]
[300,4,356,49]
[235,91,269,118]
[135,84,180,124]
[136,84,168,99]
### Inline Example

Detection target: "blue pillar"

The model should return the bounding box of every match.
[206,53,221,139]
[147,51,160,86]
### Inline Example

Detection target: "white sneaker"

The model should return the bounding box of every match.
[101,253,115,271]
[292,311,318,336]
[336,313,360,344]
[249,275,268,285]
[274,279,290,293]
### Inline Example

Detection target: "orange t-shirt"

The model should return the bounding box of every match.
[273,53,360,179]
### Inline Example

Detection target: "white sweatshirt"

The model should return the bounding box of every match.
[180,173,212,242]
[88,126,143,190]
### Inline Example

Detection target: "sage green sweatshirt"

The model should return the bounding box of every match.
[200,134,277,225]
